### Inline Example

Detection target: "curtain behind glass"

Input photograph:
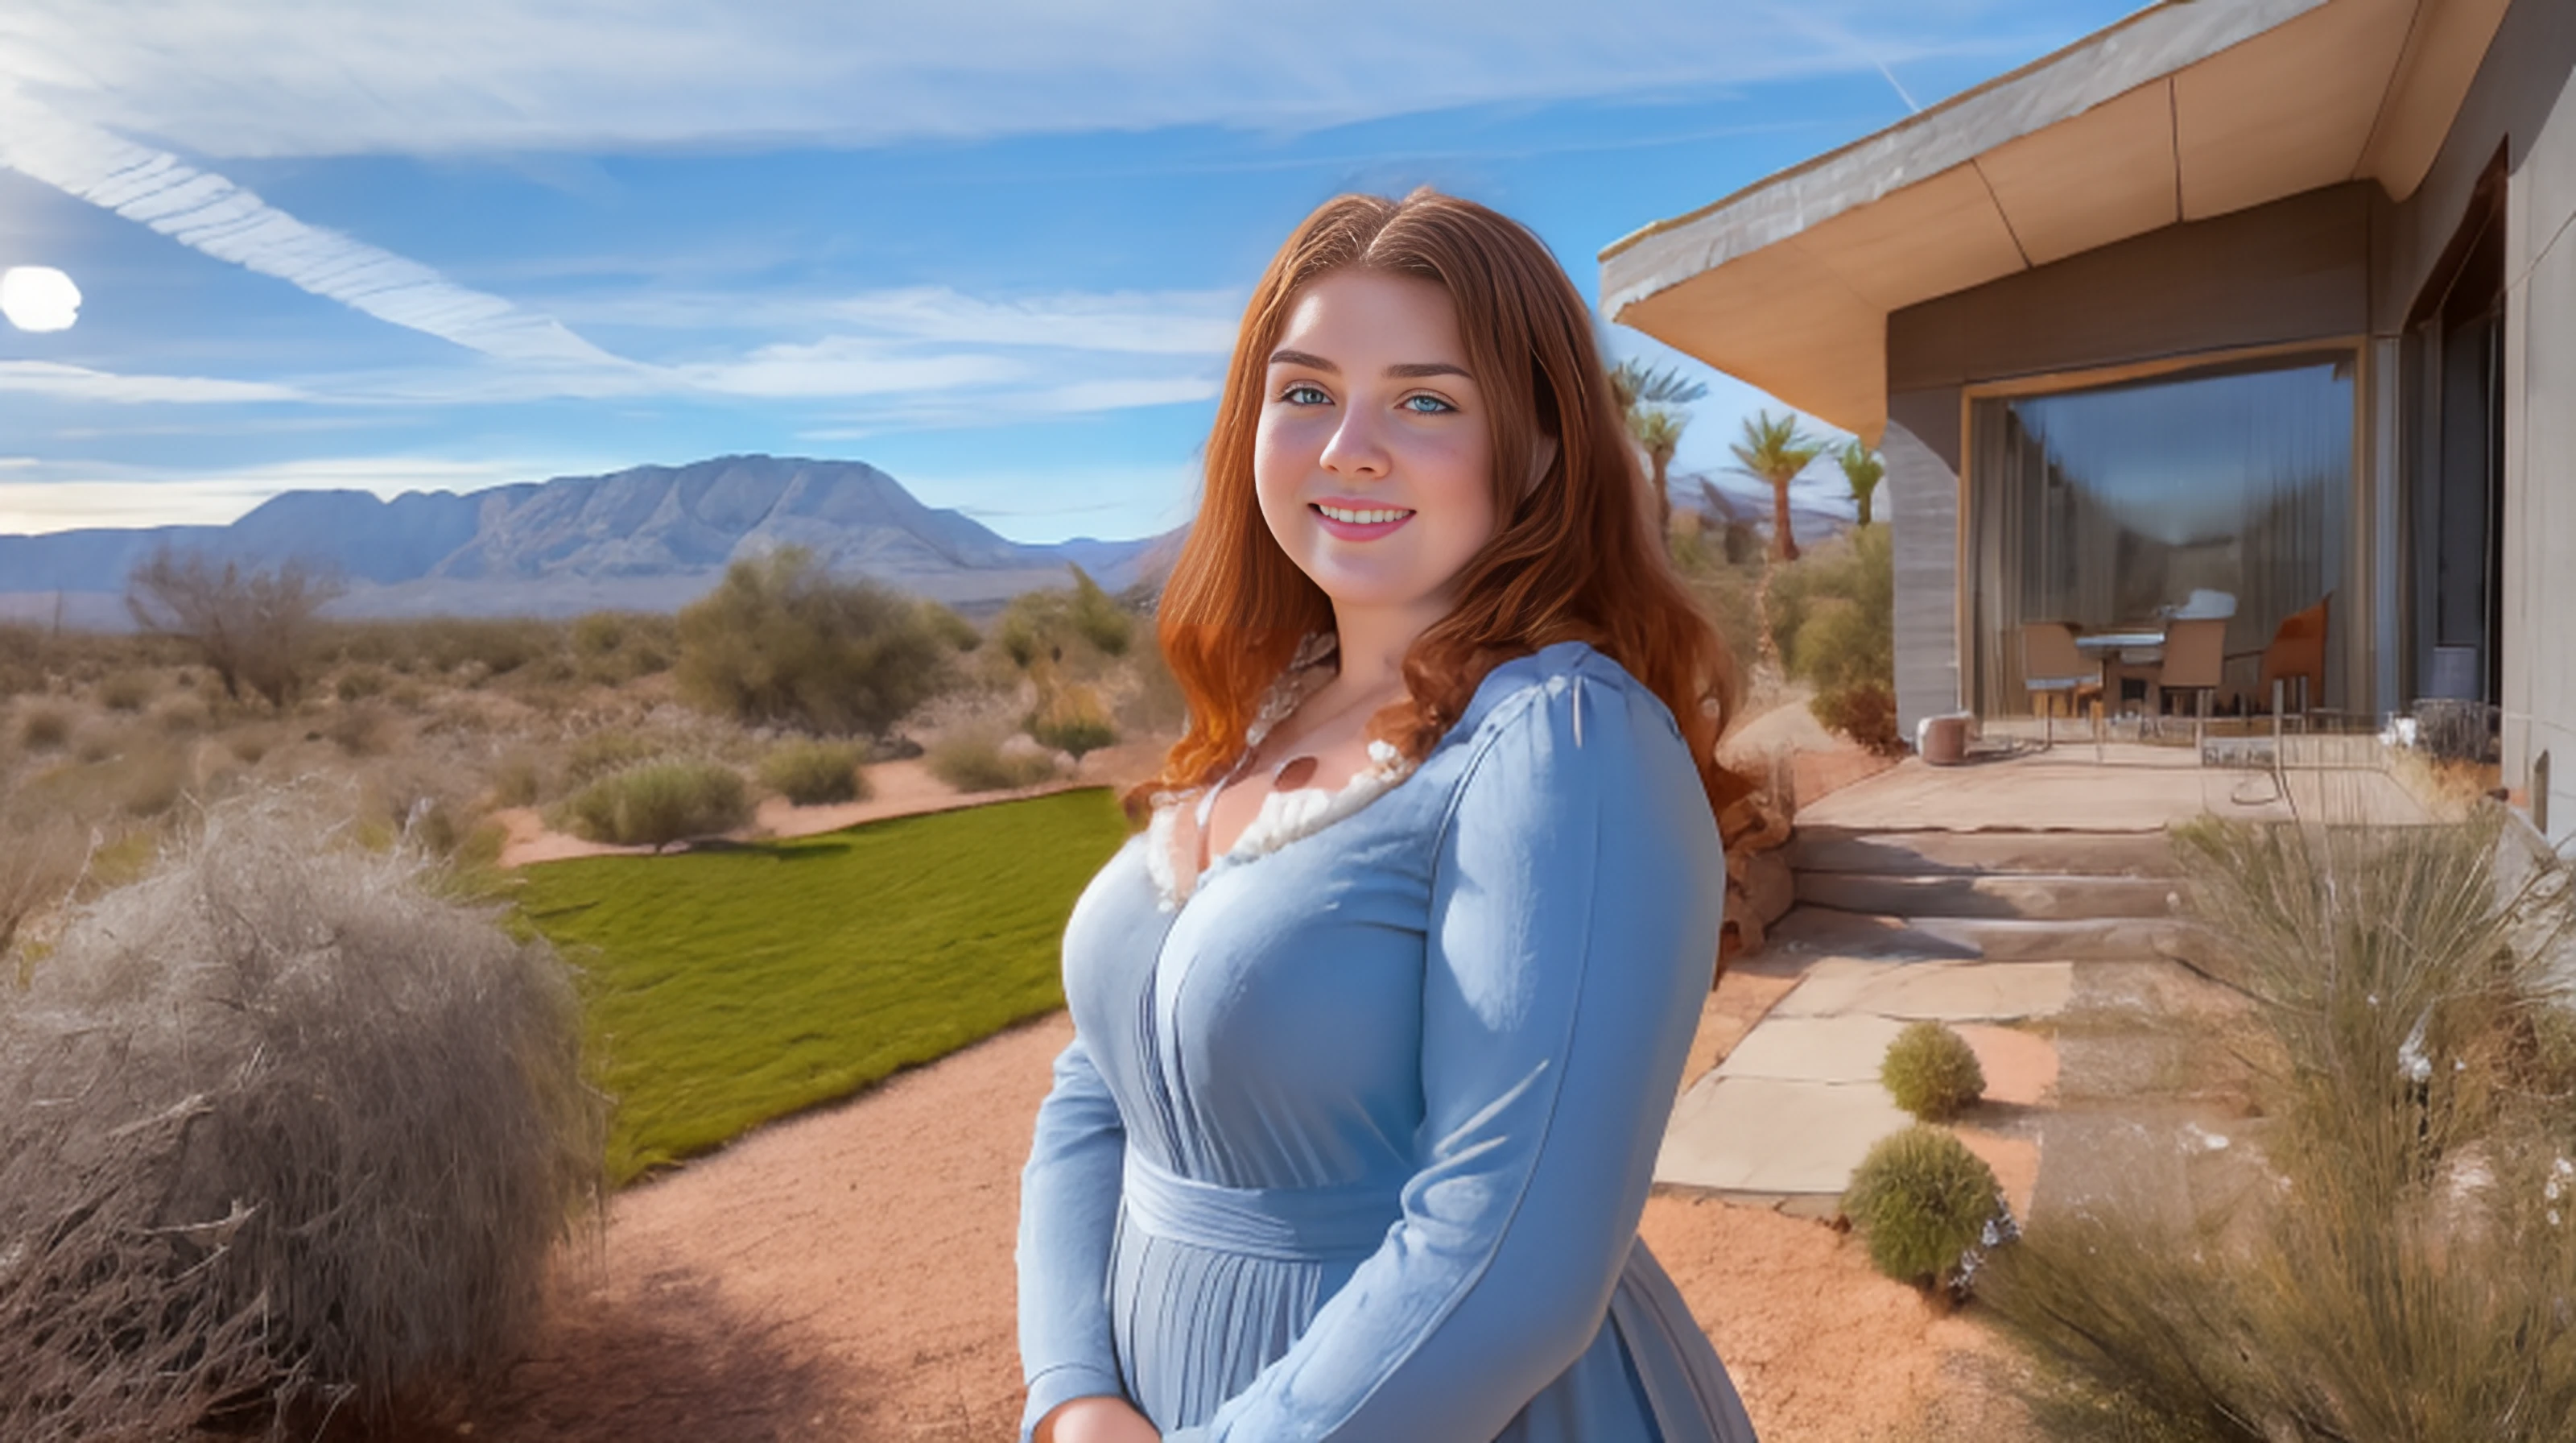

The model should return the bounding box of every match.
[1968,354,2353,715]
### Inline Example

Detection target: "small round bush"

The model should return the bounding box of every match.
[559,759,751,852]
[1881,1019,1987,1121]
[759,738,871,807]
[1843,1124,2009,1291]
[927,730,1059,793]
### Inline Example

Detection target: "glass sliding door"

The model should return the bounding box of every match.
[1967,350,2356,717]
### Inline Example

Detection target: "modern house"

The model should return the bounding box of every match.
[1601,0,2574,845]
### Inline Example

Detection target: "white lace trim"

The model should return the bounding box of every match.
[1145,634,1418,912]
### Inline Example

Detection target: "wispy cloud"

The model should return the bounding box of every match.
[0,1,2083,159]
[0,86,625,368]
[821,287,1241,356]
[0,359,307,403]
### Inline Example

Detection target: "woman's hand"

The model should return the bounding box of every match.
[1034,1395,1161,1443]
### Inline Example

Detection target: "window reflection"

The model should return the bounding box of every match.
[1968,354,2354,716]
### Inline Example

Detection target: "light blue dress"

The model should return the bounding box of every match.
[1016,641,1761,1442]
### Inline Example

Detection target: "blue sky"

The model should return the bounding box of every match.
[0,0,2144,544]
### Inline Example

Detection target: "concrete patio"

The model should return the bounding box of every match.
[1656,738,2433,1218]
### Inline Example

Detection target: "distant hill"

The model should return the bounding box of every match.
[0,455,1171,629]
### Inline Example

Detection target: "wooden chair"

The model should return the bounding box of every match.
[2256,596,2330,717]
[2157,617,2228,746]
[2021,622,2102,750]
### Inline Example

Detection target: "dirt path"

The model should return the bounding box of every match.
[417,973,2027,1442]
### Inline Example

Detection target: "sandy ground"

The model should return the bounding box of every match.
[407,973,2030,1443]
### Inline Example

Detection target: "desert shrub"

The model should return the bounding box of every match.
[928,730,1059,793]
[226,725,278,767]
[154,696,210,734]
[18,704,72,751]
[490,748,548,808]
[1029,680,1117,760]
[1881,1020,1987,1121]
[1983,814,2576,1441]
[334,664,389,702]
[118,742,188,819]
[759,739,871,807]
[993,566,1133,670]
[674,547,956,736]
[1810,680,1905,755]
[97,670,156,712]
[564,731,660,788]
[557,759,751,852]
[327,703,395,757]
[0,791,605,1439]
[1842,1124,2011,1293]
[921,602,982,654]
[568,610,675,684]
[1666,527,1764,685]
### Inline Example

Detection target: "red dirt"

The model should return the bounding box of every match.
[408,971,2029,1442]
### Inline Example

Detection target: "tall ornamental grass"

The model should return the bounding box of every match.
[1984,811,2576,1442]
[0,790,605,1441]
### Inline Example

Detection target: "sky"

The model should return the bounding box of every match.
[0,0,2147,546]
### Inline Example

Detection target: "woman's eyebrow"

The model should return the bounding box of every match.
[1265,349,1469,382]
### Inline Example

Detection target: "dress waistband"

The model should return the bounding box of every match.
[1121,1153,1397,1262]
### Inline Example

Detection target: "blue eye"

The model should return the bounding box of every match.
[1282,383,1331,406]
[1402,394,1455,414]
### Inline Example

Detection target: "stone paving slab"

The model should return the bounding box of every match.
[1656,1074,1915,1195]
[1716,1015,1910,1085]
[1769,958,2075,1023]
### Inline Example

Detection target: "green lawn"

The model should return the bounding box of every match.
[514,788,1129,1185]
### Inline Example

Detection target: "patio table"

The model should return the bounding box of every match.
[2075,628,2167,714]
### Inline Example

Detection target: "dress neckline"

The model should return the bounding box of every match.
[1141,632,1419,913]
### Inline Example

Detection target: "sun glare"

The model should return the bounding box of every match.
[1,266,83,332]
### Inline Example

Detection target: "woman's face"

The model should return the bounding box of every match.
[1253,269,1496,629]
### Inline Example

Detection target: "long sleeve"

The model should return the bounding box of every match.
[1018,1032,1131,1441]
[1172,664,1724,1441]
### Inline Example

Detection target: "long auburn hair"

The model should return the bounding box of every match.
[1137,188,1747,821]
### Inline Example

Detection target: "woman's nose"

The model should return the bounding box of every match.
[1319,407,1390,478]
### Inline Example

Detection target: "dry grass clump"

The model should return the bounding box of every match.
[94,670,156,713]
[18,704,72,752]
[0,789,605,1440]
[758,738,871,807]
[927,727,1059,792]
[1984,812,2576,1441]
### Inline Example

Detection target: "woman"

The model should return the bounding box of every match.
[1018,188,1761,1443]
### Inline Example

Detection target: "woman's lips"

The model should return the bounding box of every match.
[1311,500,1414,541]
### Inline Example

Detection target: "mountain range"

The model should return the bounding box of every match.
[0,455,1168,630]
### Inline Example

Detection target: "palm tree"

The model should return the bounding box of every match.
[1837,440,1885,527]
[1728,411,1825,561]
[1628,408,1686,529]
[1609,360,1708,528]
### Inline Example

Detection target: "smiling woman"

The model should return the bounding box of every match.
[0,267,81,333]
[1016,189,1758,1443]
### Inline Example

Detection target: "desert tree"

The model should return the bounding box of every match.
[1838,439,1886,527]
[126,548,343,709]
[1609,358,1709,530]
[673,545,956,737]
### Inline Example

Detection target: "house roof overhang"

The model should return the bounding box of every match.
[1599,0,2512,444]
